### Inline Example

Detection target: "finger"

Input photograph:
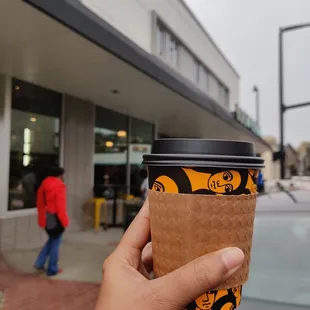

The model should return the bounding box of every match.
[142,242,153,274]
[153,247,244,307]
[119,199,150,253]
[138,262,152,280]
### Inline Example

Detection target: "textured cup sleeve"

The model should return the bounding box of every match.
[148,190,257,290]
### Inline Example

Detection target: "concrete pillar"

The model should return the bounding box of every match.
[0,76,13,250]
[62,95,95,232]
[0,75,11,218]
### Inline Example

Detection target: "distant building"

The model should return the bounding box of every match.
[263,137,310,180]
[298,142,310,176]
[284,144,299,178]
[261,136,280,180]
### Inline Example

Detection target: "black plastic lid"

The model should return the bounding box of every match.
[142,139,265,169]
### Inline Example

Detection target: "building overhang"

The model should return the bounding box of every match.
[0,0,271,153]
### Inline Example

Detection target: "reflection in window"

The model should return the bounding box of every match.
[196,63,205,85]
[93,108,154,199]
[130,118,153,197]
[156,22,166,57]
[9,79,61,211]
[94,127,127,154]
[94,106,128,199]
[208,74,220,102]
[204,68,209,92]
[156,20,180,68]
[169,37,180,67]
[224,88,230,108]
[131,118,153,145]
[218,84,229,109]
[219,84,225,106]
[23,128,31,166]
[155,19,229,108]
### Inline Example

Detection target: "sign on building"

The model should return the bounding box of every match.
[233,104,261,136]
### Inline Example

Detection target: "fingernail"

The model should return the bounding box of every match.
[220,247,244,271]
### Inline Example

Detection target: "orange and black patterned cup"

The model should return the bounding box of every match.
[143,139,264,310]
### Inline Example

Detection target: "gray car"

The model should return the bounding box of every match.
[239,190,310,309]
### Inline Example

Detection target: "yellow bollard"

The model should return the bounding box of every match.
[88,198,107,232]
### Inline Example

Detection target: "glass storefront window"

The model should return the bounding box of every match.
[8,79,61,211]
[130,118,153,197]
[93,107,154,199]
[94,106,128,198]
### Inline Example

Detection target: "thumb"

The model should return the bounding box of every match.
[153,247,244,308]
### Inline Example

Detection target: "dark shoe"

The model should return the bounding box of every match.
[34,266,46,273]
[47,268,63,276]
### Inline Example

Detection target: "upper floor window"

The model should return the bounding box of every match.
[208,73,219,100]
[169,36,180,67]
[219,84,225,106]
[194,59,200,83]
[224,88,230,108]
[155,18,229,107]
[156,20,180,68]
[196,66,209,92]
[204,68,209,92]
[156,23,166,57]
[219,84,229,108]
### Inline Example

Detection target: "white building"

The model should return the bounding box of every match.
[298,142,310,176]
[0,0,270,250]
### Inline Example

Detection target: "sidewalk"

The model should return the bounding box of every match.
[0,228,123,309]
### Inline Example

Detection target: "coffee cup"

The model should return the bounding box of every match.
[143,139,264,310]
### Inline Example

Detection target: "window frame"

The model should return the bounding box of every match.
[192,59,199,84]
[156,21,167,58]
[204,68,210,92]
[224,87,230,108]
[8,78,62,212]
[154,16,230,107]
[169,36,180,68]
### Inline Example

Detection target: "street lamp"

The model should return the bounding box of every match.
[279,22,310,179]
[252,85,260,126]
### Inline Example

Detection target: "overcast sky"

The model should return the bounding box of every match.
[185,0,310,148]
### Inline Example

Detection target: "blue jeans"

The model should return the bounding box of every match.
[34,234,62,276]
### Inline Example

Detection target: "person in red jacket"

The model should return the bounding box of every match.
[34,167,69,276]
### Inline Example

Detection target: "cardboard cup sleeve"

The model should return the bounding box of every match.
[148,190,257,290]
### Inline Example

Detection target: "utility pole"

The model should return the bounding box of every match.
[278,23,310,179]
[252,85,260,126]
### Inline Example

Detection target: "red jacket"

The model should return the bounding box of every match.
[37,177,69,229]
